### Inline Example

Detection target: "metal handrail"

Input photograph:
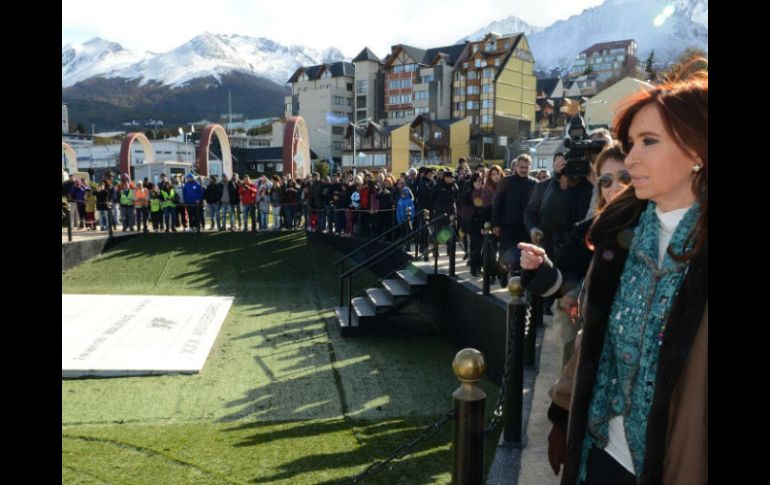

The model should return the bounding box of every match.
[332,217,411,267]
[342,213,447,279]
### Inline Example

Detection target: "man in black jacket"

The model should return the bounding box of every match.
[492,154,537,285]
[203,175,224,230]
[430,171,459,256]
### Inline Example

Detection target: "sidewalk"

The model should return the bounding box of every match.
[412,245,562,484]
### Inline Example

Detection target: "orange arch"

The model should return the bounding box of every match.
[119,133,155,178]
[283,116,310,179]
[62,142,77,173]
[196,124,232,177]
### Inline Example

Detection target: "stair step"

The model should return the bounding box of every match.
[382,278,411,298]
[351,297,376,318]
[397,269,428,288]
[366,288,393,309]
[334,306,357,328]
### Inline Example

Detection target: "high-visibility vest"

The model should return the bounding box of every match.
[161,189,176,208]
[134,188,149,208]
[150,196,161,212]
[120,189,135,206]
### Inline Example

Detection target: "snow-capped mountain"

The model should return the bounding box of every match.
[62,33,346,88]
[456,15,543,43]
[462,0,707,72]
[62,38,152,87]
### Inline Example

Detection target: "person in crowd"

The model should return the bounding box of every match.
[70,179,87,230]
[270,175,283,230]
[459,172,485,276]
[118,179,135,231]
[203,175,223,231]
[134,181,149,233]
[430,170,459,255]
[95,181,111,231]
[518,66,708,485]
[257,183,271,231]
[183,174,204,232]
[230,173,242,230]
[239,175,257,232]
[84,187,97,230]
[160,181,177,232]
[491,154,537,286]
[284,180,299,230]
[537,169,550,182]
[219,174,232,231]
[149,183,163,232]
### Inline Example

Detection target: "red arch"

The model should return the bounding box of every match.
[283,116,310,179]
[196,124,232,177]
[119,133,155,178]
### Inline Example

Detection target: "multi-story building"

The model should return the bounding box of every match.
[352,47,385,126]
[62,103,69,134]
[285,62,355,165]
[568,39,640,87]
[452,32,536,162]
[381,42,466,126]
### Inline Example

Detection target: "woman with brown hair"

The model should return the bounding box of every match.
[519,63,708,485]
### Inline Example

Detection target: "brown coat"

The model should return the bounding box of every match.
[546,202,708,485]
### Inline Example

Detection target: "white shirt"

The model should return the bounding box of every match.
[604,204,691,474]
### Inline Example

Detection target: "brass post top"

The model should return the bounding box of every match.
[507,276,523,297]
[453,348,486,382]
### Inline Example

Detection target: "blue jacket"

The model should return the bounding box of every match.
[183,181,203,203]
[396,188,415,224]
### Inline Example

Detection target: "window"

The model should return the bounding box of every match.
[389,95,399,104]
[332,126,345,135]
[482,84,493,94]
[389,80,400,89]
[504,41,510,49]
[347,83,353,91]
[394,65,404,73]
[322,71,332,79]
[483,69,495,79]
[467,85,479,95]
[405,64,416,72]
[257,163,265,172]
[466,101,478,110]
[357,95,366,107]
[286,103,292,111]
[402,78,412,88]
[415,107,429,115]
[482,115,492,125]
[482,99,493,109]
[454,103,463,111]
[463,62,469,68]
[472,45,478,53]
[467,70,477,80]
[333,141,344,150]
[414,91,429,100]
[495,58,501,67]
[357,110,367,120]
[475,58,482,68]
[356,80,368,93]
[485,43,495,52]
[420,75,434,83]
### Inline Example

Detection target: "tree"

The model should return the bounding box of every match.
[645,50,658,83]
[75,123,87,134]
[316,160,330,179]
[145,130,156,140]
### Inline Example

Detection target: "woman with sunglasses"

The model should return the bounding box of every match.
[518,64,707,485]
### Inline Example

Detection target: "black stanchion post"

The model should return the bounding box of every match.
[66,204,73,242]
[406,206,412,252]
[503,277,526,444]
[449,215,456,276]
[452,348,486,485]
[433,217,439,275]
[107,202,114,238]
[531,294,544,329]
[482,222,492,295]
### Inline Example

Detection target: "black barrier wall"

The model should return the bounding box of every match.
[62,235,139,272]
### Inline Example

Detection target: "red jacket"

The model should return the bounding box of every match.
[239,182,257,205]
[358,185,370,209]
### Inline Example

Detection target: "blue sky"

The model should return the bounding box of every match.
[62,0,605,58]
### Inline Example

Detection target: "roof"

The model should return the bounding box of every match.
[353,47,381,63]
[580,40,635,57]
[287,61,355,83]
[536,78,560,98]
[386,42,467,68]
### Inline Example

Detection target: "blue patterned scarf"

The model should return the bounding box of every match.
[578,201,700,480]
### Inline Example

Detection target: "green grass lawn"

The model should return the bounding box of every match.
[62,232,500,484]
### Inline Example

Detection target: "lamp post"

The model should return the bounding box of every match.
[350,117,371,176]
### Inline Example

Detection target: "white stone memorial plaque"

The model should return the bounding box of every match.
[62,294,234,377]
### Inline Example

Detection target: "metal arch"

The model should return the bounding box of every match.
[283,116,311,179]
[119,132,156,178]
[196,124,232,177]
[62,142,78,173]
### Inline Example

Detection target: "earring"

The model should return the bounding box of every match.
[692,164,703,173]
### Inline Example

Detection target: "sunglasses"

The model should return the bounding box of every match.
[598,171,631,188]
